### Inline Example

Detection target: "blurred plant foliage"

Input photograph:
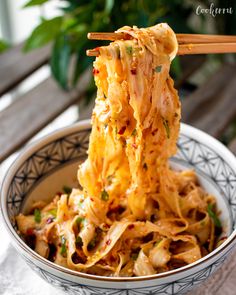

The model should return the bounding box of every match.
[23,0,236,97]
[0,39,10,53]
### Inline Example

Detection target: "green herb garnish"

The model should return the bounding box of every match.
[162,117,170,139]
[34,208,41,223]
[131,253,138,260]
[131,129,137,136]
[88,238,96,250]
[155,239,162,246]
[63,185,72,194]
[155,65,162,73]
[60,236,67,256]
[48,208,57,218]
[101,189,109,201]
[76,236,83,247]
[126,46,133,55]
[207,204,222,228]
[76,217,85,227]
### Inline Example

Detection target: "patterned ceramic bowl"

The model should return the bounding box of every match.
[1,120,236,295]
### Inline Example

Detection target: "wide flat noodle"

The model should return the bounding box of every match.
[16,23,221,277]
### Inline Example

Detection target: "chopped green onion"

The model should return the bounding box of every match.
[88,238,96,250]
[76,217,85,227]
[131,129,137,136]
[48,208,57,218]
[155,65,162,73]
[131,253,138,260]
[63,185,72,194]
[155,239,162,246]
[76,236,83,247]
[126,46,133,55]
[60,236,67,256]
[162,117,170,139]
[101,189,109,201]
[207,204,222,228]
[34,208,41,223]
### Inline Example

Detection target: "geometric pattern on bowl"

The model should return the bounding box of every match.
[4,124,236,295]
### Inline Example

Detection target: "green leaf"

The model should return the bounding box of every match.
[0,40,9,53]
[207,204,222,228]
[34,208,41,223]
[50,34,71,90]
[23,0,49,8]
[105,0,114,14]
[24,16,62,52]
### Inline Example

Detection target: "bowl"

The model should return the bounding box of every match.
[1,120,236,295]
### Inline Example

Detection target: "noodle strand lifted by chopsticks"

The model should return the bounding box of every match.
[16,23,222,276]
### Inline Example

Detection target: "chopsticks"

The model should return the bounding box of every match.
[86,32,236,56]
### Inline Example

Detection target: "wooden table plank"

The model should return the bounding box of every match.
[0,71,90,162]
[191,76,236,137]
[182,64,236,124]
[175,55,206,89]
[190,247,236,295]
[0,43,51,97]
[229,138,236,155]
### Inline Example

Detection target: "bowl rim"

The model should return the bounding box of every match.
[1,120,236,282]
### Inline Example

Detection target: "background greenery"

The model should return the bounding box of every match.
[18,0,236,95]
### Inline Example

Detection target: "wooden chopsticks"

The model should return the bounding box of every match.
[86,32,236,56]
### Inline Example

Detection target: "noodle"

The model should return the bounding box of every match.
[16,23,222,276]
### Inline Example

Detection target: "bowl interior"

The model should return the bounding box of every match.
[2,122,236,278]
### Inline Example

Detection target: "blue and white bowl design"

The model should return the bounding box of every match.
[1,120,236,295]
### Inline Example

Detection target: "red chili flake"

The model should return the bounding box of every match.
[132,143,137,149]
[110,255,116,262]
[26,228,34,235]
[150,150,154,154]
[104,223,110,229]
[106,239,111,245]
[93,68,100,75]
[151,129,158,136]
[118,126,126,135]
[56,191,62,196]
[46,217,54,224]
[90,197,94,202]
[126,120,130,126]
[131,69,137,75]
[128,224,134,230]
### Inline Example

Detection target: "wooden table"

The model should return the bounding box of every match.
[0,44,236,295]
